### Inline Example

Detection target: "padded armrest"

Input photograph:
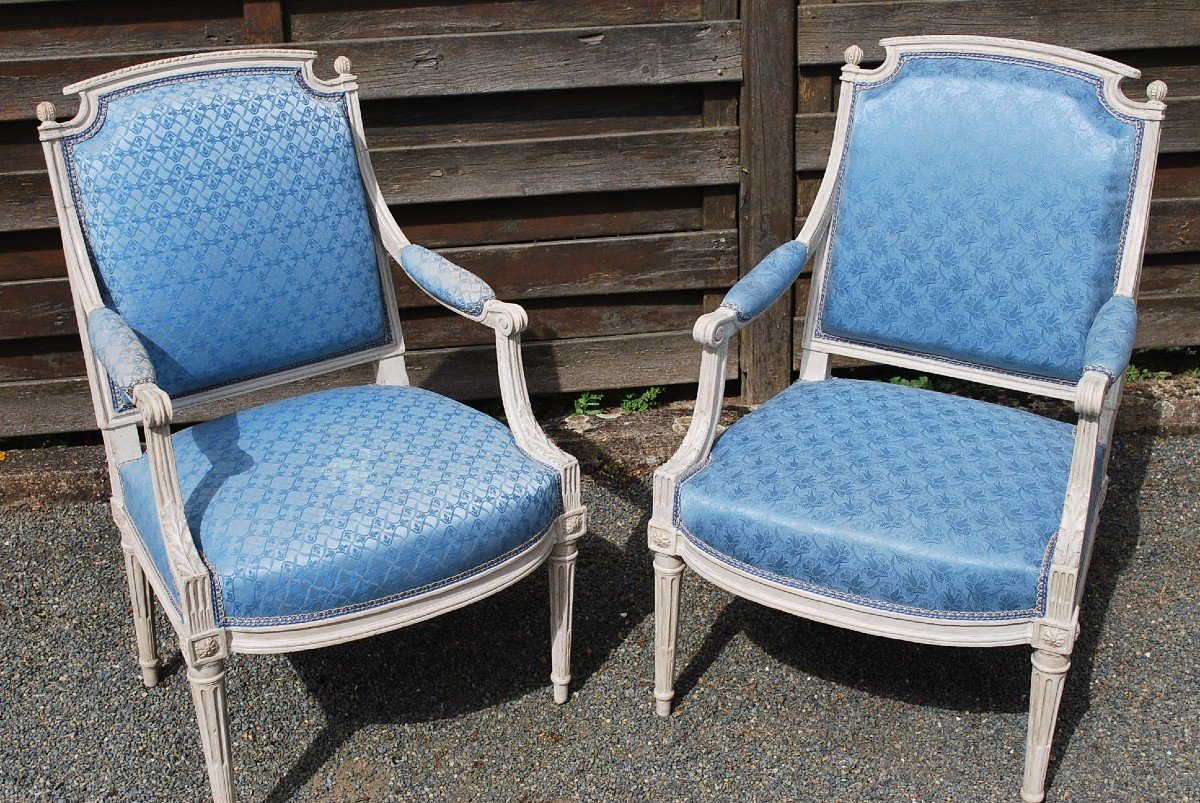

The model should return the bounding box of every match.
[87,307,156,404]
[400,244,496,319]
[1082,295,1137,383]
[720,240,810,324]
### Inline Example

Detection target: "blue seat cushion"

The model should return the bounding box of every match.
[119,386,561,627]
[677,379,1076,620]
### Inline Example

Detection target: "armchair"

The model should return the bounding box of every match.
[38,50,585,802]
[649,36,1165,802]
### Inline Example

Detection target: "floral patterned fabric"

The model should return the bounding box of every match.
[817,54,1142,384]
[400,245,496,319]
[86,306,155,408]
[1083,294,1137,380]
[678,379,1077,620]
[119,385,562,627]
[61,68,391,410]
[721,240,810,323]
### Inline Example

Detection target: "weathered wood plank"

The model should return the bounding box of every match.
[738,0,796,402]
[333,21,741,100]
[1147,196,1200,254]
[288,0,705,41]
[372,128,739,205]
[0,229,65,281]
[0,21,740,121]
[0,1,245,61]
[401,294,705,349]
[0,336,82,381]
[0,278,72,340]
[242,0,284,45]
[362,85,703,149]
[399,230,737,306]
[797,1,1200,66]
[795,97,1200,171]
[0,171,55,234]
[398,188,704,249]
[0,329,734,436]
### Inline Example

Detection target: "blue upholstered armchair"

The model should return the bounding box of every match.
[38,50,585,801]
[649,36,1166,802]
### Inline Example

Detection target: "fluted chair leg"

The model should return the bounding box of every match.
[1021,649,1071,803]
[653,553,684,717]
[189,660,235,803]
[548,540,577,704]
[122,547,160,687]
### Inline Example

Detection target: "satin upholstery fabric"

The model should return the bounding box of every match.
[721,240,810,323]
[1083,295,1137,380]
[677,379,1076,620]
[62,69,391,410]
[818,54,1141,383]
[119,386,562,627]
[87,306,155,407]
[400,245,497,319]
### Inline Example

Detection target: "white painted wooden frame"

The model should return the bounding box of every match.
[38,49,586,803]
[648,36,1166,803]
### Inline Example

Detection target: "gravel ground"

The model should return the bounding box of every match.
[0,427,1197,802]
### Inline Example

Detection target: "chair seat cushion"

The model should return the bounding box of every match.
[119,386,561,627]
[677,379,1076,620]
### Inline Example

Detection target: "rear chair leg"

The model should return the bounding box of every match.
[122,547,160,687]
[653,553,684,716]
[1021,649,1071,803]
[548,540,578,704]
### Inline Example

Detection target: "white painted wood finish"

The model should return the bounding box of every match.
[650,36,1166,802]
[39,50,587,802]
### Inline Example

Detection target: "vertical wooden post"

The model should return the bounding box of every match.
[243,0,285,45]
[739,0,797,403]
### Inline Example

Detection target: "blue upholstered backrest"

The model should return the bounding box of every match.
[63,68,391,406]
[817,53,1142,383]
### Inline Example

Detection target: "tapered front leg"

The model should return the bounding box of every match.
[189,660,235,803]
[548,540,578,704]
[1021,649,1071,803]
[122,547,160,687]
[653,553,684,716]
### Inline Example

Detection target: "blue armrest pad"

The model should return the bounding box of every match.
[87,307,155,404]
[1083,295,1137,381]
[720,240,810,323]
[400,244,496,319]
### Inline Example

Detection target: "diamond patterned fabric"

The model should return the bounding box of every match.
[818,54,1142,383]
[678,379,1076,620]
[62,68,390,410]
[119,385,562,627]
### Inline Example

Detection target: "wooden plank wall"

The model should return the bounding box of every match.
[0,0,744,436]
[791,1,1200,369]
[1,1,1198,436]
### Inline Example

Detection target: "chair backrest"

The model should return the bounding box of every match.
[802,37,1165,397]
[40,51,401,419]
